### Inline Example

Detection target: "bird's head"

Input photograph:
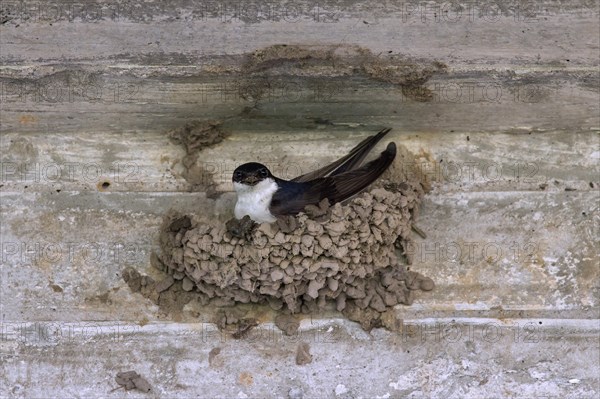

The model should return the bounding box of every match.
[232,162,273,187]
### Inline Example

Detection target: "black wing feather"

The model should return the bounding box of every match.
[291,128,392,182]
[270,142,396,216]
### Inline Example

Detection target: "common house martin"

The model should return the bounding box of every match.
[232,128,396,223]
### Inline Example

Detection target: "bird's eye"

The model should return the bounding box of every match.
[259,168,268,177]
[234,171,242,180]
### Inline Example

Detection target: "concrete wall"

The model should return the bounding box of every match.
[1,1,598,397]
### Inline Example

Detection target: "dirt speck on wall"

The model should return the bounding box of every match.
[295,342,313,365]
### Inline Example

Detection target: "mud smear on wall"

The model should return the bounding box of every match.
[239,44,447,103]
[167,120,228,196]
[124,144,436,331]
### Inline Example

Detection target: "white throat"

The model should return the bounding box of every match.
[234,178,278,223]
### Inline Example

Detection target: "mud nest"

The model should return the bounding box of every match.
[124,142,436,329]
[152,182,433,323]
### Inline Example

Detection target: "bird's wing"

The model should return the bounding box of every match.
[290,128,392,183]
[270,142,396,216]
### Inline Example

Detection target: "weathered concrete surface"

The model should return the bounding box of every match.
[1,319,599,398]
[1,0,599,397]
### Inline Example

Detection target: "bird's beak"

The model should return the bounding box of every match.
[243,175,260,185]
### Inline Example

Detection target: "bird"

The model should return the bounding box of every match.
[232,128,396,223]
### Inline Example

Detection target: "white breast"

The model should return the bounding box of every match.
[234,178,278,223]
